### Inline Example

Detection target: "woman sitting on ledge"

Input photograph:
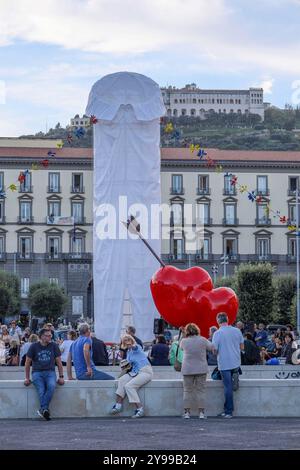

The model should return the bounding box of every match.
[110,334,153,418]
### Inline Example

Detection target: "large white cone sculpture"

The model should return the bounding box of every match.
[86,72,165,342]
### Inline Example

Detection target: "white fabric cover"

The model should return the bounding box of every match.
[86,72,165,342]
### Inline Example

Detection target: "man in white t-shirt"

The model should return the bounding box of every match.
[212,313,244,418]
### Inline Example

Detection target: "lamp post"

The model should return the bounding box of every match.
[296,188,300,337]
[211,264,219,284]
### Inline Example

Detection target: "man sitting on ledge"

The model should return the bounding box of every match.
[67,323,114,381]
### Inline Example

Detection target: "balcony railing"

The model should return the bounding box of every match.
[168,253,187,262]
[288,189,297,196]
[0,216,6,224]
[195,253,213,262]
[18,216,34,224]
[73,217,86,225]
[223,188,237,196]
[222,218,239,226]
[45,253,63,262]
[255,218,271,226]
[197,217,212,226]
[248,254,279,263]
[19,186,33,193]
[170,187,185,195]
[47,186,61,193]
[71,186,85,194]
[197,188,210,196]
[0,252,6,262]
[287,254,297,263]
[63,252,92,260]
[256,189,270,196]
[227,254,240,262]
[16,252,35,262]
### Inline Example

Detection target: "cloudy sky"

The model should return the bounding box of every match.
[0,0,300,136]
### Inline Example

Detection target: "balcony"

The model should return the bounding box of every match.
[288,189,297,196]
[223,188,237,196]
[63,252,92,261]
[170,187,185,196]
[248,254,279,263]
[197,188,210,196]
[71,186,85,194]
[195,253,213,263]
[222,218,239,226]
[19,186,33,193]
[0,216,6,224]
[47,186,61,193]
[287,254,297,264]
[197,217,212,226]
[73,217,86,225]
[227,254,240,263]
[255,218,271,227]
[256,189,270,197]
[18,216,34,224]
[168,253,187,263]
[16,252,35,262]
[45,253,63,262]
[0,252,6,262]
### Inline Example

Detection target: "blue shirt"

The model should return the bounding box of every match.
[70,336,95,378]
[127,344,150,374]
[212,326,244,371]
[255,329,268,347]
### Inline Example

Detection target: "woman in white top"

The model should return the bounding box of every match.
[59,330,77,365]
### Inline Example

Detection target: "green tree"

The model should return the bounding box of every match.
[273,275,296,324]
[28,281,68,322]
[0,271,20,317]
[235,263,275,324]
[215,276,237,290]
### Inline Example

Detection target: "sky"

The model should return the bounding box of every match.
[0,0,300,136]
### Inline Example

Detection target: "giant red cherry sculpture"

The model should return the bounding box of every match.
[150,265,238,338]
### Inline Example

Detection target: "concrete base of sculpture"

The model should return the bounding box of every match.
[0,366,300,419]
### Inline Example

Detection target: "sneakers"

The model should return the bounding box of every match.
[37,409,51,421]
[132,408,144,418]
[232,371,239,391]
[183,411,190,419]
[110,404,122,415]
[199,411,207,419]
[218,412,233,418]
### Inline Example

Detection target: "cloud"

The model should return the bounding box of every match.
[259,79,274,95]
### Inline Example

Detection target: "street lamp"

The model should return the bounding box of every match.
[220,254,229,278]
[211,264,219,284]
[296,188,300,337]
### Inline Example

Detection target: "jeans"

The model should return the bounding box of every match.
[220,369,234,415]
[77,369,114,380]
[32,370,57,411]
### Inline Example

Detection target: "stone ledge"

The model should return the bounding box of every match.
[1,378,300,419]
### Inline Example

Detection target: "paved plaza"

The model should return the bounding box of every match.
[1,417,300,450]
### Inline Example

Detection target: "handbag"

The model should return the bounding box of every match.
[174,331,182,372]
[118,359,133,378]
[211,366,222,380]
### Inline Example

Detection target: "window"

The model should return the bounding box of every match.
[224,238,237,258]
[0,235,4,256]
[171,203,183,226]
[48,236,60,258]
[72,201,84,223]
[20,172,31,192]
[72,296,83,315]
[257,204,270,224]
[19,236,32,258]
[20,201,32,222]
[49,173,60,192]
[173,109,178,116]
[289,204,296,224]
[0,199,4,223]
[72,173,83,193]
[48,200,61,217]
[181,109,186,116]
[172,238,184,260]
[257,238,269,260]
[197,238,210,260]
[224,204,236,225]
[72,236,84,255]
[224,175,235,195]
[174,99,178,103]
[289,238,296,259]
[197,203,209,224]
[0,172,3,192]
[21,278,30,298]
[289,177,298,194]
[171,175,183,194]
[49,278,59,285]
[257,176,268,195]
[198,175,209,194]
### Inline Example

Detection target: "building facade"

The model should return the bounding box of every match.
[69,114,91,128]
[161,83,265,120]
[0,145,299,321]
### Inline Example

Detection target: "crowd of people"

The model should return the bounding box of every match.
[0,317,299,421]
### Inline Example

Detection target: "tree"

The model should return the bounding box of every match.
[28,281,68,322]
[273,275,296,324]
[0,271,20,317]
[235,263,275,324]
[215,276,237,290]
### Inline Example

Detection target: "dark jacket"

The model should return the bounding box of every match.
[241,339,261,365]
[150,343,170,366]
[281,343,296,364]
[91,337,109,366]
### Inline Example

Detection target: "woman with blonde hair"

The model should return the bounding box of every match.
[180,323,214,419]
[110,334,153,418]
